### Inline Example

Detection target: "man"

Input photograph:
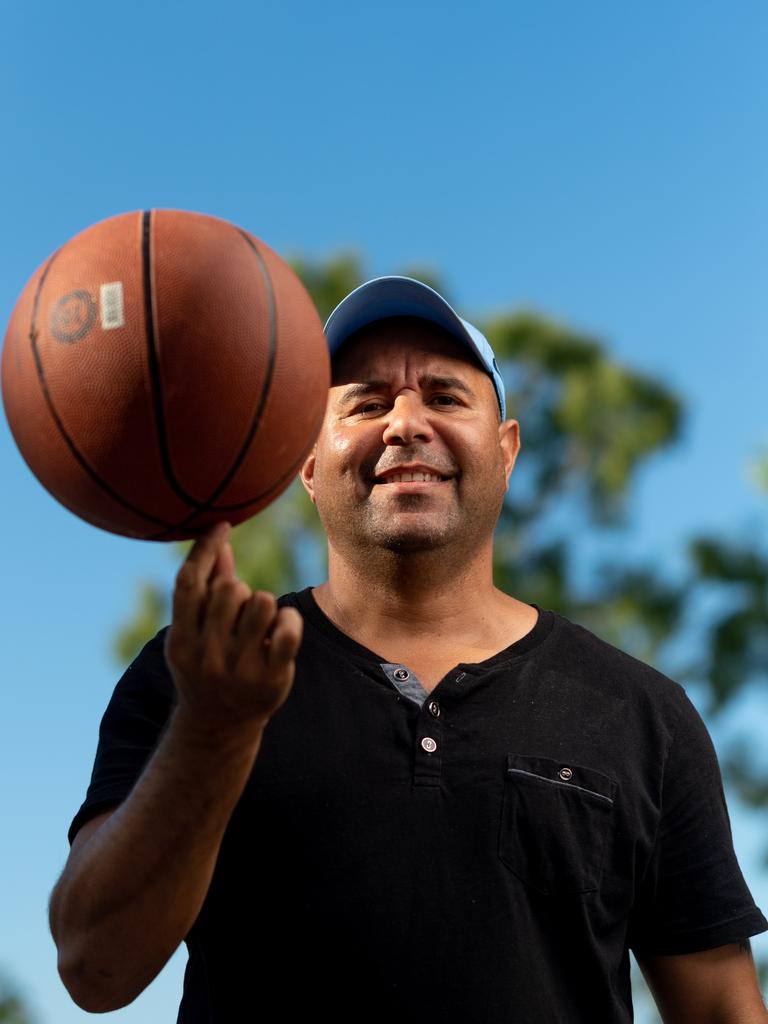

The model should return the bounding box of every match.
[50,277,767,1022]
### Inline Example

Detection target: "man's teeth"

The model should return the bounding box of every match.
[382,472,443,483]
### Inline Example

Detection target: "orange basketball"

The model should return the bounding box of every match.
[1,210,330,540]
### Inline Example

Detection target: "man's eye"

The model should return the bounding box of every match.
[349,395,459,415]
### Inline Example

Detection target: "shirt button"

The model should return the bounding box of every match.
[428,700,441,717]
[559,767,573,781]
[393,668,409,682]
[421,737,438,753]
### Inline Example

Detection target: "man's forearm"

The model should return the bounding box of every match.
[50,707,265,1012]
[641,943,768,1024]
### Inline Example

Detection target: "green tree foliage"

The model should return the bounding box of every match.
[689,538,768,711]
[0,974,34,1024]
[483,309,685,667]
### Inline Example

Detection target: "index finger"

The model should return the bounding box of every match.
[171,521,231,635]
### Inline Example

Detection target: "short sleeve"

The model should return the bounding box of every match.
[628,688,767,954]
[67,626,175,844]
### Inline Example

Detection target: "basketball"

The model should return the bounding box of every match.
[1,210,330,540]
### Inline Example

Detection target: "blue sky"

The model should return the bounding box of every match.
[1,2,766,1020]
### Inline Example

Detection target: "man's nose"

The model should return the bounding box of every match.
[381,393,434,446]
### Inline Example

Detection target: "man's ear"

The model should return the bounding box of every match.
[300,446,317,505]
[498,419,520,487]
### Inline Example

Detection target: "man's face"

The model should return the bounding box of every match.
[300,317,519,558]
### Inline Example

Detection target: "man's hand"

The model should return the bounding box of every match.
[165,521,303,733]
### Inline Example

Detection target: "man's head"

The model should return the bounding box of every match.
[300,281,519,565]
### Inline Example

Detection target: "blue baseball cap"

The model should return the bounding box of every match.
[324,276,507,419]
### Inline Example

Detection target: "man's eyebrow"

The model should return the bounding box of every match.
[336,381,389,407]
[336,376,476,407]
[422,375,476,397]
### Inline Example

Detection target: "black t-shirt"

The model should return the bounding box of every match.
[69,592,767,1023]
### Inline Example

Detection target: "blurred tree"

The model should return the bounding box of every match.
[0,973,34,1024]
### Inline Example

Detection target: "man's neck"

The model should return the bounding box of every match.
[312,542,529,652]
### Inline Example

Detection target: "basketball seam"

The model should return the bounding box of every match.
[142,210,206,510]
[150,229,282,537]
[193,230,279,503]
[144,413,322,540]
[211,395,324,512]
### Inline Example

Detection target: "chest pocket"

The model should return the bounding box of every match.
[499,753,616,895]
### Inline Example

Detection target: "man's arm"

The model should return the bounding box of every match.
[636,941,768,1023]
[49,522,303,1013]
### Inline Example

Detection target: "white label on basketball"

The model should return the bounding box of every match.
[100,282,125,329]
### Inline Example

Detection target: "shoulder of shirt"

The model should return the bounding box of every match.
[545,608,691,714]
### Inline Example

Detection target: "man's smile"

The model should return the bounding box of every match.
[372,463,454,486]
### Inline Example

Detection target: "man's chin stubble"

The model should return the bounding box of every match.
[362,513,459,554]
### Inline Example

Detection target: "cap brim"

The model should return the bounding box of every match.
[324,276,471,355]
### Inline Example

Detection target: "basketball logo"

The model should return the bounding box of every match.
[50,290,96,343]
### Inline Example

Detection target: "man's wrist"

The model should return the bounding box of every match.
[169,701,269,758]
